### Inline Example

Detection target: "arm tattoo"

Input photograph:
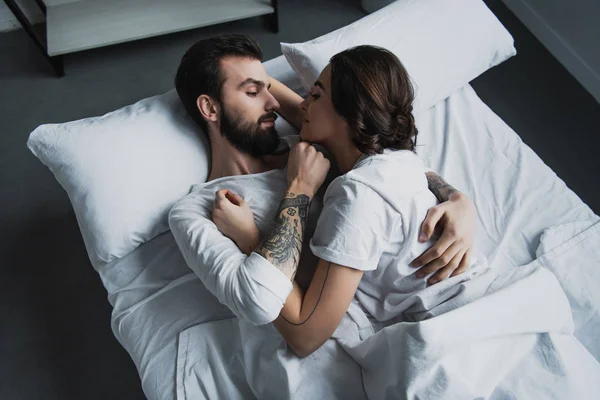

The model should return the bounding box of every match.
[425,172,458,203]
[256,192,311,280]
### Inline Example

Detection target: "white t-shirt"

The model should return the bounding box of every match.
[310,149,474,322]
[169,136,327,325]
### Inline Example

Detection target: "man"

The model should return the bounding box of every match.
[171,33,476,326]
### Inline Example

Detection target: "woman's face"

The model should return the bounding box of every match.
[299,64,349,144]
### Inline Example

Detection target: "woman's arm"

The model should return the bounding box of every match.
[213,193,361,356]
[269,76,304,130]
[255,189,311,280]
[253,143,329,281]
[273,258,363,358]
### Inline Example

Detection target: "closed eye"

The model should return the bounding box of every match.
[247,92,258,97]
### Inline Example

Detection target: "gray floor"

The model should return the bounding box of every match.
[0,0,598,398]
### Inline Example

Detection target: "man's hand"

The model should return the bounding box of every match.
[212,189,260,255]
[410,192,477,285]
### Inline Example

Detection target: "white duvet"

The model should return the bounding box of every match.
[98,73,600,399]
[178,225,600,399]
[105,218,600,400]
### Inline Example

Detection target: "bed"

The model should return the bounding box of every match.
[92,54,600,399]
[27,0,600,398]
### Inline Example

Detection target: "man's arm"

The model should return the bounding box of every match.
[169,195,294,325]
[412,170,477,284]
[269,76,304,130]
[425,171,458,202]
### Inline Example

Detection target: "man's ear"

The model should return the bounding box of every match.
[197,94,219,122]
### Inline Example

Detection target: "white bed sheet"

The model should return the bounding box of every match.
[96,56,600,399]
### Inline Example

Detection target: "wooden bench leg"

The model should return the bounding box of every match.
[264,0,279,33]
[49,55,64,77]
[3,0,65,77]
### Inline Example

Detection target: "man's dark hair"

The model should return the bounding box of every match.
[175,34,263,133]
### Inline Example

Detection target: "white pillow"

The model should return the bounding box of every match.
[27,56,301,268]
[281,0,516,114]
[28,90,210,267]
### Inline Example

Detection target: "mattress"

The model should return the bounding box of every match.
[96,55,599,399]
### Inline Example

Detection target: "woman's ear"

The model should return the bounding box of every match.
[197,95,219,122]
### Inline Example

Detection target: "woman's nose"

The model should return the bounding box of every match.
[300,98,308,113]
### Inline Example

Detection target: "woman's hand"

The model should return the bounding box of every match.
[212,189,261,255]
[410,192,477,285]
[287,142,331,198]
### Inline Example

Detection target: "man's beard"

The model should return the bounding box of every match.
[220,108,280,157]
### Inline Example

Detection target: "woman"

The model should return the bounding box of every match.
[212,45,483,357]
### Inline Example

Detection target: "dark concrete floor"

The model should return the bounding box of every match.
[0,0,598,398]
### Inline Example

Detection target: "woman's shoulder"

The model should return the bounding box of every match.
[324,172,388,209]
[327,150,429,205]
[353,149,423,171]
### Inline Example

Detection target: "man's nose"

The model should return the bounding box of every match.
[265,91,280,111]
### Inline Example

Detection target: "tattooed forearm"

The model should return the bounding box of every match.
[425,172,458,203]
[260,215,302,265]
[256,192,311,280]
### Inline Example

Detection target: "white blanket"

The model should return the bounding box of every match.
[343,267,598,399]
[176,221,600,399]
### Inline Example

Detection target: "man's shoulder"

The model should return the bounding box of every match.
[169,170,287,224]
[169,185,214,225]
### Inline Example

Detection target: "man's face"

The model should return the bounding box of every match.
[217,56,281,157]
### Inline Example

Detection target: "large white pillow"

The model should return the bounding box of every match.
[27,56,301,268]
[281,0,516,114]
[28,90,210,268]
